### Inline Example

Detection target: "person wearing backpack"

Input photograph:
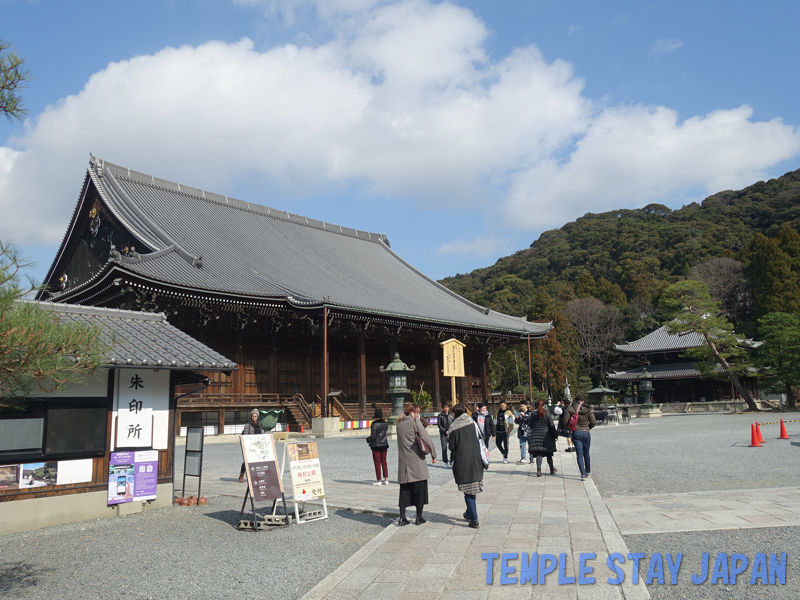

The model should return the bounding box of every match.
[566,394,596,481]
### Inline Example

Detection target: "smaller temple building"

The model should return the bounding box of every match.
[0,302,235,534]
[608,325,761,404]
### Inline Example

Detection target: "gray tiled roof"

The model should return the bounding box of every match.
[607,362,716,381]
[614,325,705,354]
[26,301,237,370]
[614,324,763,354]
[51,158,550,337]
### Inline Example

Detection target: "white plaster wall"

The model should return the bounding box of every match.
[42,369,110,397]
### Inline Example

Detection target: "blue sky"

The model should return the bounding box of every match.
[2,0,799,285]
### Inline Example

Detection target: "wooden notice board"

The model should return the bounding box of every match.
[440,338,466,378]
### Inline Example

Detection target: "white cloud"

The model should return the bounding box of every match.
[504,104,800,229]
[0,0,798,250]
[437,236,505,258]
[652,38,683,54]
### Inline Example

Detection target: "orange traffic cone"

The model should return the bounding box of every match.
[750,424,762,447]
[300,424,304,434]
[778,419,790,439]
[756,422,765,443]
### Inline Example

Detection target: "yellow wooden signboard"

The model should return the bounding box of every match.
[440,338,466,378]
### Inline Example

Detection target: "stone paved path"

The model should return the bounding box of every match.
[605,486,800,534]
[300,449,650,600]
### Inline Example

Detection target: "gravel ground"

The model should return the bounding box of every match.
[0,496,390,600]
[623,527,798,599]
[587,413,800,497]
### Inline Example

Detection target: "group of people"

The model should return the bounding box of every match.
[512,395,596,480]
[365,396,595,530]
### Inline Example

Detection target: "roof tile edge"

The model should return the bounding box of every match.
[100,159,387,245]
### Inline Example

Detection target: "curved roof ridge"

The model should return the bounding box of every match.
[375,238,549,332]
[98,158,389,246]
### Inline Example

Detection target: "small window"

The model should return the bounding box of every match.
[45,398,107,456]
[0,398,107,462]
[0,404,46,456]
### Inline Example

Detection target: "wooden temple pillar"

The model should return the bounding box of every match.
[321,307,329,417]
[358,334,367,420]
[431,344,441,410]
[481,347,489,403]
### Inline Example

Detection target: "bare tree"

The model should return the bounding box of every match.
[565,296,626,384]
[689,258,751,323]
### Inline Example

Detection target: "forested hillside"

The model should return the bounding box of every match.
[440,168,800,398]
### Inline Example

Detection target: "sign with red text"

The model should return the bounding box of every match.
[287,441,325,502]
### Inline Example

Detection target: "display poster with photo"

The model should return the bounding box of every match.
[20,462,58,488]
[108,450,159,505]
[240,434,283,502]
[287,441,325,502]
[0,464,21,490]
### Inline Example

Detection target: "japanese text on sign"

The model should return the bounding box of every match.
[440,338,466,378]
[117,371,153,448]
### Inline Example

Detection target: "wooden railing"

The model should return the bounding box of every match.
[330,396,355,421]
[295,394,312,424]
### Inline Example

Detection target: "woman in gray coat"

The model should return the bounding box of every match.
[448,403,484,529]
[396,404,437,525]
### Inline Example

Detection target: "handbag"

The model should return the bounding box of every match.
[473,421,490,468]
[413,418,432,455]
[567,402,583,431]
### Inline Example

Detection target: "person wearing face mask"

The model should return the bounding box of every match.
[472,402,496,454]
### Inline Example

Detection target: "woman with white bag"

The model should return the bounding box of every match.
[448,403,486,529]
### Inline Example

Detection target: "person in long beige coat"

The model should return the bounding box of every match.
[396,404,437,525]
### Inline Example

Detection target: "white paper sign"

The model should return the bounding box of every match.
[56,459,94,485]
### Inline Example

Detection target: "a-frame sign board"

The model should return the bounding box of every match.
[272,439,328,524]
[237,433,290,531]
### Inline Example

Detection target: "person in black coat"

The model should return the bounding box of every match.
[449,403,484,529]
[437,403,454,467]
[494,401,511,463]
[366,408,390,485]
[527,400,559,477]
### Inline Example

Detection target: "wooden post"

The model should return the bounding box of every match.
[322,306,329,418]
[218,409,225,436]
[451,376,457,407]
[481,349,489,403]
[431,344,441,410]
[358,334,367,421]
[527,333,533,404]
